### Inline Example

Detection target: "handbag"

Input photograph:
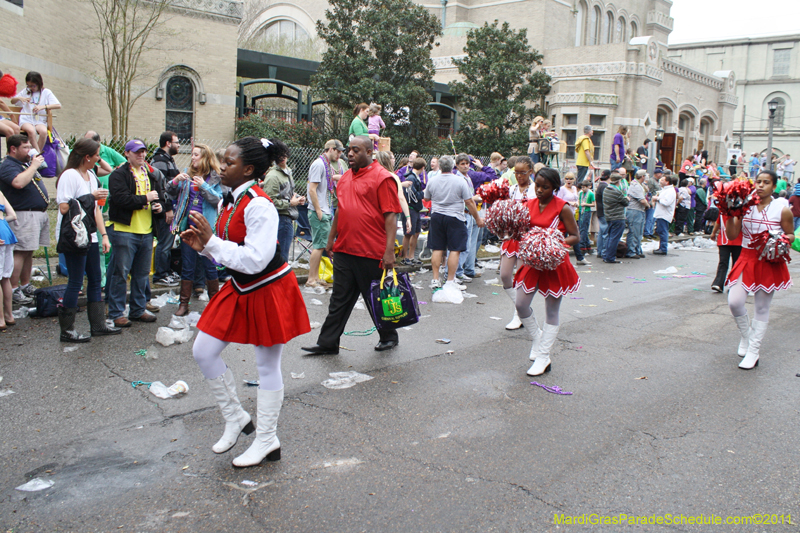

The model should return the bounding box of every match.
[319,256,334,284]
[368,269,420,330]
[57,199,90,255]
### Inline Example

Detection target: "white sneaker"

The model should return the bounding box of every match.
[451,279,467,291]
[576,259,591,266]
[430,278,441,290]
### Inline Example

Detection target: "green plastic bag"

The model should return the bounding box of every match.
[792,228,800,252]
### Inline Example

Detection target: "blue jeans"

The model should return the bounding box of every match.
[108,230,153,319]
[63,242,103,308]
[578,211,592,250]
[625,209,645,256]
[596,216,608,257]
[656,218,670,253]
[181,241,218,282]
[610,159,622,172]
[603,219,625,262]
[457,215,480,276]
[644,207,655,236]
[277,215,294,263]
[531,152,540,164]
[153,215,173,280]
[794,217,800,231]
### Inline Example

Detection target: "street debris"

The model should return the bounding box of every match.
[321,371,373,390]
[16,478,54,492]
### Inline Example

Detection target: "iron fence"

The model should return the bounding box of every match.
[62,134,491,197]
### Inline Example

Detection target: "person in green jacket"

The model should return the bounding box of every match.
[349,103,379,145]
[261,156,304,262]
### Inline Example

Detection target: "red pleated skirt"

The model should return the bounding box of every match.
[514,259,581,298]
[196,272,311,346]
[726,247,792,293]
[501,239,520,257]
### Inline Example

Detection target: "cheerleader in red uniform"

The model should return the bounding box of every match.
[181,137,310,466]
[514,168,581,376]
[725,170,794,370]
[500,156,537,330]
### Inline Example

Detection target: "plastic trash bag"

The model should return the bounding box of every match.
[168,316,188,329]
[432,280,464,304]
[185,312,201,327]
[148,380,189,399]
[156,326,194,346]
[16,478,54,492]
[12,307,30,319]
[321,371,373,389]
[653,267,678,274]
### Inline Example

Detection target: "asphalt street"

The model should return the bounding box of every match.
[1,247,799,532]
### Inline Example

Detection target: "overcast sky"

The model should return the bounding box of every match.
[669,0,800,44]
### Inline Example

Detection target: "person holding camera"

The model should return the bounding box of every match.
[106,139,166,327]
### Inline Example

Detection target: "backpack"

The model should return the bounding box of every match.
[32,284,68,318]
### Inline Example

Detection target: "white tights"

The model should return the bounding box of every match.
[499,255,520,289]
[192,331,284,391]
[515,287,562,326]
[728,277,773,322]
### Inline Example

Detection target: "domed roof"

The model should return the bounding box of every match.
[443,21,479,37]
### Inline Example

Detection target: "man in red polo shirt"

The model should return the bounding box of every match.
[302,136,402,355]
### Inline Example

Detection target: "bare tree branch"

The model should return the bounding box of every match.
[87,0,173,137]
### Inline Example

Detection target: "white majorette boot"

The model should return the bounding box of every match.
[504,288,523,330]
[733,312,750,357]
[739,319,767,370]
[527,323,559,376]
[206,368,254,453]
[233,387,284,467]
[519,311,543,361]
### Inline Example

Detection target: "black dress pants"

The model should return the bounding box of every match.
[712,245,742,288]
[317,252,399,348]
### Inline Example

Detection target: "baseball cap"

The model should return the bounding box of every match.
[654,168,663,175]
[324,139,344,151]
[124,139,147,152]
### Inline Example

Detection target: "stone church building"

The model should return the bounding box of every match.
[428,0,738,169]
[1,0,739,171]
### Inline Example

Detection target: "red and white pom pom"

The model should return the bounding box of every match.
[477,180,510,205]
[713,180,757,218]
[486,199,531,240]
[751,230,792,264]
[517,227,567,270]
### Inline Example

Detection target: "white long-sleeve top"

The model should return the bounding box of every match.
[200,180,278,275]
[654,186,676,222]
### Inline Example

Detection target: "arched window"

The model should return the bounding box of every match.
[771,97,786,128]
[165,76,194,140]
[258,19,309,44]
[603,11,613,44]
[575,1,586,46]
[616,17,626,43]
[630,21,638,38]
[589,6,601,45]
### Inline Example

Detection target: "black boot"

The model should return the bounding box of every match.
[88,301,122,336]
[58,307,91,343]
